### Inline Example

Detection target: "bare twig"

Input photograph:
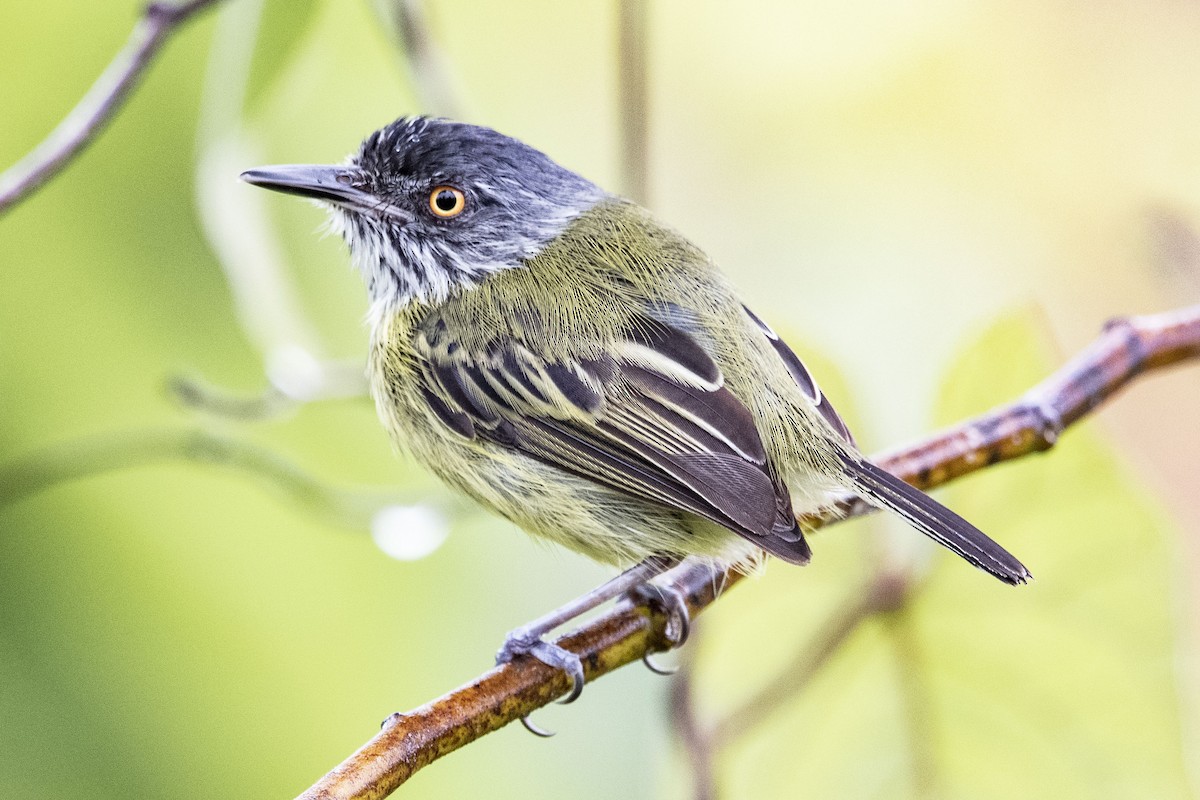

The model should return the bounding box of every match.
[0,0,225,214]
[168,375,297,420]
[885,610,941,796]
[617,0,650,204]
[708,571,909,750]
[827,305,1200,522]
[293,304,1200,800]
[297,570,724,800]
[0,427,401,529]
[669,637,718,800]
[383,0,464,118]
[667,570,908,799]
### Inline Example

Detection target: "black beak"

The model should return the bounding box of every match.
[240,165,409,221]
[240,164,361,202]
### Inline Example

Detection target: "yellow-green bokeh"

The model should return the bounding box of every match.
[2,1,1198,798]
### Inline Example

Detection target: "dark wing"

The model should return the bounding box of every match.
[415,314,811,564]
[742,305,855,445]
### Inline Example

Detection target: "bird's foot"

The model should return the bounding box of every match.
[496,627,586,736]
[492,556,681,736]
[626,581,691,675]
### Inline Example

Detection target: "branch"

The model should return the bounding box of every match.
[828,305,1200,521]
[617,0,650,204]
[381,0,465,119]
[0,0,225,215]
[707,571,908,750]
[0,427,402,530]
[668,570,910,799]
[293,304,1200,800]
[669,644,718,800]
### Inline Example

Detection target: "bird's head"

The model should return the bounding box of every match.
[241,117,605,315]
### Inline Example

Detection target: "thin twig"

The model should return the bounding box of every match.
[0,427,401,529]
[617,0,650,204]
[297,571,723,800]
[708,571,909,750]
[669,639,719,800]
[379,0,464,118]
[668,570,910,800]
[885,610,941,796]
[168,363,372,421]
[168,375,297,420]
[0,0,225,214]
[293,304,1200,800]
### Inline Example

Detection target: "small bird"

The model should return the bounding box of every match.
[242,117,1028,699]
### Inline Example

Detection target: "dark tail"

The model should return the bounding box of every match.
[843,456,1031,585]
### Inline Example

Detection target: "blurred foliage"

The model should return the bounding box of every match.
[1,1,1198,799]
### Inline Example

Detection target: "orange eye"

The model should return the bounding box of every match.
[429,186,466,218]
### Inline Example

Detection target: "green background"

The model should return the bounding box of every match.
[2,1,1198,797]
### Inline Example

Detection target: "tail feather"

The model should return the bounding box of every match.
[843,456,1031,585]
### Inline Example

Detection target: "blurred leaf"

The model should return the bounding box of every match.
[924,311,1193,798]
[678,311,1192,799]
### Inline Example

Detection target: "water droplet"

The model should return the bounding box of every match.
[371,505,448,561]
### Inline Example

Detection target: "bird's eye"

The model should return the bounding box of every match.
[429,186,466,218]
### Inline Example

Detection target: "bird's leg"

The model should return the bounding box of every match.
[496,555,679,708]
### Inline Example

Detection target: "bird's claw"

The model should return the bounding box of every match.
[520,715,557,737]
[497,632,586,703]
[532,641,586,704]
[627,582,691,675]
[642,651,678,675]
[497,628,586,736]
[629,582,691,647]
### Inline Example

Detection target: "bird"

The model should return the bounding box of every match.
[241,116,1029,709]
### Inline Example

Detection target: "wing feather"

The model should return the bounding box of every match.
[620,362,767,462]
[415,313,810,562]
[743,305,856,445]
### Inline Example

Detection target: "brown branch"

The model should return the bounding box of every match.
[297,579,721,800]
[293,304,1200,800]
[830,304,1200,521]
[0,0,224,215]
